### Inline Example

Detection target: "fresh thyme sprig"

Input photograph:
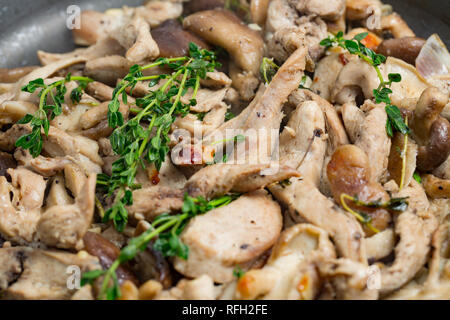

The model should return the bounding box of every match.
[225,0,251,21]
[260,57,279,85]
[15,74,93,157]
[81,193,240,300]
[233,265,245,279]
[320,31,409,137]
[100,43,220,231]
[340,193,409,233]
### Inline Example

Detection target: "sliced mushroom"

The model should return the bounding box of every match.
[277,100,327,185]
[434,154,450,179]
[411,87,450,171]
[46,175,72,208]
[0,151,16,177]
[271,177,367,261]
[377,37,426,65]
[14,148,72,177]
[327,145,392,235]
[229,63,260,101]
[184,9,264,75]
[85,81,128,102]
[37,173,97,250]
[0,247,99,300]
[0,168,45,243]
[331,59,379,104]
[37,37,125,66]
[0,66,38,83]
[250,0,270,26]
[366,228,395,262]
[235,224,336,300]
[42,126,103,173]
[111,17,160,63]
[151,19,210,58]
[381,13,415,39]
[310,52,351,101]
[84,56,133,86]
[83,232,138,285]
[14,57,88,101]
[289,88,350,153]
[317,258,378,299]
[173,190,282,283]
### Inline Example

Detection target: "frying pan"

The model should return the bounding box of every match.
[0,0,449,68]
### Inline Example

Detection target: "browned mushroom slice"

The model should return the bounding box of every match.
[85,81,134,103]
[80,101,129,131]
[377,37,426,65]
[0,247,99,300]
[411,87,450,171]
[151,20,210,58]
[130,238,173,289]
[83,232,138,285]
[183,0,225,15]
[183,9,264,75]
[327,145,392,235]
[250,0,270,26]
[0,151,16,177]
[84,56,133,86]
[0,66,38,83]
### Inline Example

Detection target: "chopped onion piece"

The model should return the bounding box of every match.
[416,34,450,78]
